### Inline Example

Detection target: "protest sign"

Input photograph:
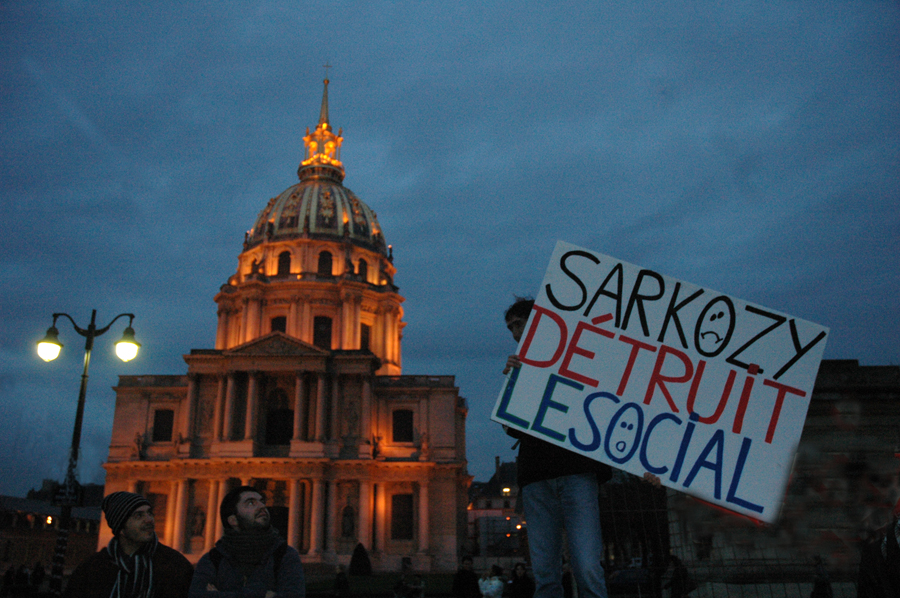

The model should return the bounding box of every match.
[492,241,829,523]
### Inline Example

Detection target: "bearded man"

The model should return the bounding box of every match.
[190,486,304,598]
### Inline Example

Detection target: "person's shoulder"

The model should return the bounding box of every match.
[277,543,304,569]
[156,543,192,565]
[63,550,116,598]
[154,543,195,583]
[71,549,115,574]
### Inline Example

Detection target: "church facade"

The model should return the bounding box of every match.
[101,80,470,573]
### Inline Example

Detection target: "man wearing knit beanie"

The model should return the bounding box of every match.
[190,486,304,597]
[63,491,193,598]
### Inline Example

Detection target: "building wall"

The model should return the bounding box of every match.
[104,357,469,572]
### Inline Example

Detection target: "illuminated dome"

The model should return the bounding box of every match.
[244,78,388,256]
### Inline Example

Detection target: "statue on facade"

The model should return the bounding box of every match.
[372,436,382,459]
[418,432,430,461]
[191,506,205,537]
[131,433,145,460]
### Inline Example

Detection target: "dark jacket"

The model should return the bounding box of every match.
[451,568,481,598]
[63,543,193,598]
[857,523,900,598]
[507,429,612,488]
[189,537,304,598]
[508,573,535,598]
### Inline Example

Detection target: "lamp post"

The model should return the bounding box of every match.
[37,309,140,595]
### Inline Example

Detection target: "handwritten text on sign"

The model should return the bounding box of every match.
[492,241,829,523]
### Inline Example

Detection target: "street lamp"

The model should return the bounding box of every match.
[37,310,140,595]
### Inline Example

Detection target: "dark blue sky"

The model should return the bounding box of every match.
[1,1,898,497]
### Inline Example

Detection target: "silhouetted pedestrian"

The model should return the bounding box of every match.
[509,563,535,598]
[453,556,481,598]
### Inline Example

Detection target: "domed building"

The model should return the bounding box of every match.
[101,80,470,573]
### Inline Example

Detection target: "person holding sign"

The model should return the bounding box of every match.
[503,298,614,598]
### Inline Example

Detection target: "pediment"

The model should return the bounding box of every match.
[226,333,329,357]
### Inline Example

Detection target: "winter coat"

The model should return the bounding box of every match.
[63,543,193,598]
[189,537,304,598]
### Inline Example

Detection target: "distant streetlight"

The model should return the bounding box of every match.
[37,310,140,595]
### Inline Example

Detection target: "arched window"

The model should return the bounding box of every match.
[317,251,333,277]
[357,259,368,281]
[271,316,287,333]
[277,251,291,276]
[313,316,332,349]
[392,409,414,443]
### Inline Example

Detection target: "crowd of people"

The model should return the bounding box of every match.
[452,558,536,598]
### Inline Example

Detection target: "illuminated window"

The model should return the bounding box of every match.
[152,409,174,442]
[391,494,414,540]
[392,409,414,443]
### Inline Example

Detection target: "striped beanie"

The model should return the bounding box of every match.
[102,491,151,535]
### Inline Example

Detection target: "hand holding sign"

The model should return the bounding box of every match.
[492,241,828,523]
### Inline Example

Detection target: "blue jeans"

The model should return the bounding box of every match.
[522,473,607,598]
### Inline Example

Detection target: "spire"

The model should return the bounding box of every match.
[318,78,330,129]
[299,76,344,182]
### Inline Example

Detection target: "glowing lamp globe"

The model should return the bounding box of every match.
[37,327,63,362]
[115,327,141,362]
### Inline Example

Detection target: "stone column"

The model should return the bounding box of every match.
[245,292,263,342]
[165,481,178,546]
[216,307,228,350]
[182,374,198,443]
[204,480,219,552]
[215,480,228,540]
[173,479,189,553]
[245,372,259,441]
[308,479,324,556]
[315,374,326,441]
[417,481,429,553]
[288,479,302,550]
[360,378,372,444]
[301,300,311,344]
[240,298,249,344]
[358,480,372,549]
[374,484,386,552]
[293,373,305,441]
[288,299,299,338]
[223,373,236,441]
[376,307,387,364]
[326,480,338,555]
[330,377,341,441]
[212,375,225,442]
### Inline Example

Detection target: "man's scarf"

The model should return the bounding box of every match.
[106,533,158,598]
[219,526,281,577]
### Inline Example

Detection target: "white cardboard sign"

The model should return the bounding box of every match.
[492,241,829,523]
